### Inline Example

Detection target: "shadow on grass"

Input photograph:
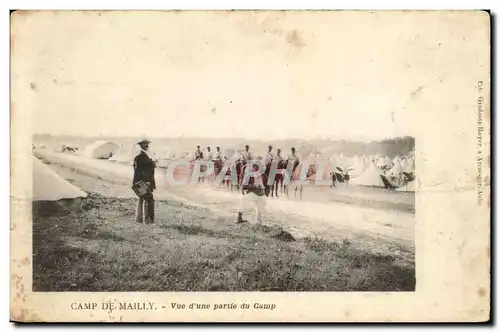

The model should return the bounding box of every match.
[303,237,415,291]
[32,235,100,291]
[163,224,217,236]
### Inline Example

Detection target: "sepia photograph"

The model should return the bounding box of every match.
[28,10,416,293]
[10,9,490,322]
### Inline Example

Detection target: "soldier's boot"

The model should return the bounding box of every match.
[235,212,246,224]
[135,198,144,223]
[144,196,155,224]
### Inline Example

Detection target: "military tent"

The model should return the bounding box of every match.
[401,158,415,174]
[335,154,350,170]
[297,143,316,159]
[388,161,403,178]
[350,158,368,178]
[350,163,386,187]
[109,145,139,164]
[159,149,175,160]
[32,157,87,216]
[377,156,393,168]
[81,140,120,159]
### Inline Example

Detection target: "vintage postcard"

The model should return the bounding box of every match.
[10,10,490,322]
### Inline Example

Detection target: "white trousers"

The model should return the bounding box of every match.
[238,191,266,223]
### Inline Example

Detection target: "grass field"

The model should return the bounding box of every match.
[33,192,415,292]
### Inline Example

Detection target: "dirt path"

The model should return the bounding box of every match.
[34,150,415,253]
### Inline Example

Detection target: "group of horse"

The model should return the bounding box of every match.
[189,157,307,199]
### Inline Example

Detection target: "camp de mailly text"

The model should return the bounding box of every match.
[71,301,157,311]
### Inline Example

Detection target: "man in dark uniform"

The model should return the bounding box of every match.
[194,145,203,160]
[133,139,156,224]
[287,147,303,199]
[215,146,222,161]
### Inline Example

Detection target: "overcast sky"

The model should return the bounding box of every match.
[13,11,444,141]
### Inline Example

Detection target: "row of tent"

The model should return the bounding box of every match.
[349,163,416,192]
[52,139,416,172]
[31,153,413,220]
[299,152,415,192]
[59,140,245,165]
[31,151,413,220]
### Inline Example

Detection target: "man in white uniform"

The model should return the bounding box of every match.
[235,164,267,224]
[241,144,252,163]
[205,146,214,161]
[287,147,300,171]
[264,145,274,165]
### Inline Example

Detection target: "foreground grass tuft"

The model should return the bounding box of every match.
[33,194,415,292]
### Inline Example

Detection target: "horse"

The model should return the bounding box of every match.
[262,159,288,198]
[275,159,304,200]
[331,167,351,188]
[220,159,239,191]
[219,159,247,192]
[235,160,249,194]
[212,158,223,183]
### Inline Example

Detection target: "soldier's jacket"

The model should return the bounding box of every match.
[241,150,252,161]
[133,151,156,190]
[194,150,203,160]
[287,154,300,171]
[264,151,274,165]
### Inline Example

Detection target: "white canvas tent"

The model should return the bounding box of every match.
[109,145,139,164]
[297,143,316,159]
[350,159,368,178]
[401,158,415,174]
[314,161,335,183]
[320,146,337,157]
[388,161,403,178]
[335,154,349,170]
[33,157,87,215]
[156,148,174,160]
[81,140,120,159]
[350,163,386,187]
[377,156,393,168]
